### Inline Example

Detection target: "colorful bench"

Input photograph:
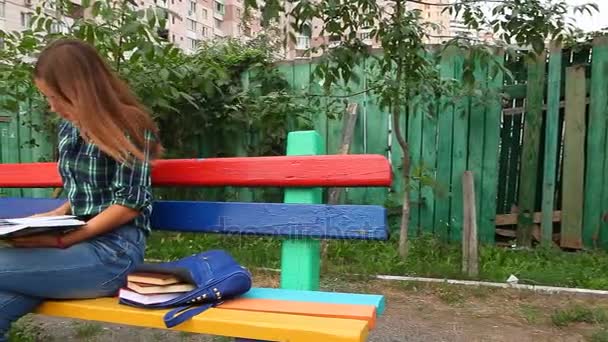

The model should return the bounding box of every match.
[0,131,391,341]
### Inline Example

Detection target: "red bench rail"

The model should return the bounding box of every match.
[0,155,392,188]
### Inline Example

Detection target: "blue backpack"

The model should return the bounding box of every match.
[119,249,253,328]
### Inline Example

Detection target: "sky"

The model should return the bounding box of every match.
[566,0,607,32]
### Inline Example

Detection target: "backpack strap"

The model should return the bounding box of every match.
[163,302,215,328]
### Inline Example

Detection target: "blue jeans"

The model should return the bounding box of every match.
[0,225,146,341]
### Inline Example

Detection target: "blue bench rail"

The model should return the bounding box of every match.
[0,198,389,240]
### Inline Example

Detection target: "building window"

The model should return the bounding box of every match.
[215,1,224,14]
[172,15,175,24]
[188,19,197,31]
[236,8,241,18]
[188,38,198,50]
[20,12,32,28]
[0,1,5,19]
[172,34,176,42]
[202,25,209,36]
[202,8,208,19]
[214,18,221,29]
[189,1,196,13]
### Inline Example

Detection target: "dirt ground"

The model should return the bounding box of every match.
[13,273,608,342]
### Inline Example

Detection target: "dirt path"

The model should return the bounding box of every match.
[11,274,608,342]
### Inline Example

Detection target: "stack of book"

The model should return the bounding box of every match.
[118,272,195,305]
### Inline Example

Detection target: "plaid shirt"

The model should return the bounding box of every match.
[57,120,153,232]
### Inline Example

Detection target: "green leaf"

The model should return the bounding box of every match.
[147,7,157,28]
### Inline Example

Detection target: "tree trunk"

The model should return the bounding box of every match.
[399,150,411,258]
[392,97,409,258]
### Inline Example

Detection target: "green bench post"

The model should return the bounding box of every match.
[280,131,324,291]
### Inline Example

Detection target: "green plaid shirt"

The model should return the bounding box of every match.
[57,120,153,232]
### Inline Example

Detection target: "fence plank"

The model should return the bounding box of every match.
[462,170,479,277]
[584,37,608,249]
[420,101,437,234]
[468,59,487,240]
[516,52,546,247]
[450,52,468,242]
[364,62,389,205]
[540,43,563,245]
[561,65,586,249]
[434,47,457,241]
[3,112,21,198]
[507,109,524,212]
[345,63,368,205]
[496,113,512,214]
[309,64,328,155]
[480,50,505,244]
[408,101,423,237]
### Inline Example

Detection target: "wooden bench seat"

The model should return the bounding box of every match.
[37,297,370,342]
[33,286,384,341]
[0,130,391,341]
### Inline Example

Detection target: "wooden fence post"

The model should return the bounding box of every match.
[517,52,546,248]
[327,103,358,204]
[462,171,479,277]
[540,42,563,246]
[584,36,608,249]
[561,66,587,249]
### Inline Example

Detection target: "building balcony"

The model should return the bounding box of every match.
[295,36,310,50]
[186,29,197,39]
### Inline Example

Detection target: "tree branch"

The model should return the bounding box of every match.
[405,0,506,6]
[303,84,383,98]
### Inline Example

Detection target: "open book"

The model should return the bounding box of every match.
[0,215,86,238]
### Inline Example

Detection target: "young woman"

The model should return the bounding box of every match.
[0,38,162,340]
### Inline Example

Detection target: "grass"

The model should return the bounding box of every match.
[74,322,103,340]
[145,231,608,290]
[434,284,465,305]
[520,304,542,324]
[8,318,45,342]
[591,329,608,342]
[551,305,608,327]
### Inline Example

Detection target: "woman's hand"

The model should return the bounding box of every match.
[8,234,62,248]
[29,201,71,218]
[10,205,140,249]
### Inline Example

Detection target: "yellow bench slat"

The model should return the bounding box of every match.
[36,298,369,342]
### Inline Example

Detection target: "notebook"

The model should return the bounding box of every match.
[0,215,86,237]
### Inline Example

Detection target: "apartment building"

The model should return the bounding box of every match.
[1,0,478,59]
[286,0,453,59]
[0,0,259,53]
[148,0,259,52]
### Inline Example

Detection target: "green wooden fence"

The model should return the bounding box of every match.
[2,38,608,249]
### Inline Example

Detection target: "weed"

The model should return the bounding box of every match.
[551,305,608,327]
[467,286,495,299]
[590,328,608,342]
[7,318,45,342]
[520,305,542,324]
[435,284,465,305]
[152,332,167,342]
[180,331,195,341]
[74,322,103,340]
[212,336,234,342]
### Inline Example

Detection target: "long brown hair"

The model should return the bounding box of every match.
[34,38,163,164]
